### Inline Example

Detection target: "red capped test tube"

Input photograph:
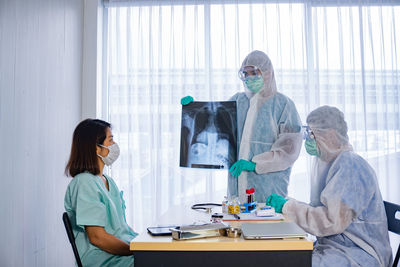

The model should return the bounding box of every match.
[250,188,255,202]
[246,189,251,203]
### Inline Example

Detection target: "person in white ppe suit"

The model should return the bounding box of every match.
[182,50,303,204]
[267,105,393,267]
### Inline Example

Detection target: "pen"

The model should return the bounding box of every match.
[234,214,240,220]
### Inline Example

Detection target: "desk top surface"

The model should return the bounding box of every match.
[130,205,313,251]
[130,231,313,251]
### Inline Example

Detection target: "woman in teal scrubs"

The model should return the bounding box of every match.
[64,119,137,267]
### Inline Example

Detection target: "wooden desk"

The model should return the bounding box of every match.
[130,207,313,267]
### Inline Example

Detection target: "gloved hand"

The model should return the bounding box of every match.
[181,96,194,105]
[266,194,288,213]
[229,159,256,177]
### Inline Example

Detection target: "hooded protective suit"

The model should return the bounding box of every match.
[228,50,303,204]
[283,106,393,267]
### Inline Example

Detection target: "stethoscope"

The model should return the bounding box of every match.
[191,203,222,214]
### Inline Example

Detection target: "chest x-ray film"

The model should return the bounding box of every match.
[180,101,237,169]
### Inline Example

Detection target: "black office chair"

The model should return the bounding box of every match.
[384,201,400,267]
[63,212,83,267]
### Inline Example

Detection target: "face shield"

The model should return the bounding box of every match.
[238,65,262,81]
[302,125,315,141]
[303,125,319,156]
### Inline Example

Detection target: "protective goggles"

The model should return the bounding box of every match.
[302,126,315,140]
[238,66,262,81]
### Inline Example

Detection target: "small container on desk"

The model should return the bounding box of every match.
[211,213,224,223]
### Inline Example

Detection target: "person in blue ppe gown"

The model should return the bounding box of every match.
[64,119,137,267]
[181,50,303,203]
[267,106,393,267]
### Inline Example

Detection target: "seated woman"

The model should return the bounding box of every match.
[267,106,392,267]
[64,119,137,267]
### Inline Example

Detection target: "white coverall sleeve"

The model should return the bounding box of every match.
[252,99,303,174]
[282,198,355,237]
[252,132,302,173]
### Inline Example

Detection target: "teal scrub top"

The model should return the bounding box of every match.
[64,172,138,267]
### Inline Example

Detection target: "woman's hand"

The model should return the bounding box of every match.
[85,226,132,256]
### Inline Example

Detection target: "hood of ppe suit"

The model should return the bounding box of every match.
[306,106,353,162]
[241,50,277,100]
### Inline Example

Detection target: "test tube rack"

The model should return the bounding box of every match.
[242,201,257,213]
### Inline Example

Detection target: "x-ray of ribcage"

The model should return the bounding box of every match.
[180,101,237,169]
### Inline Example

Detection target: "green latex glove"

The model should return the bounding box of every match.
[229,159,256,177]
[181,96,194,105]
[266,194,288,213]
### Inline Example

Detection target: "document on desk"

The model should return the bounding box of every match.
[222,213,284,221]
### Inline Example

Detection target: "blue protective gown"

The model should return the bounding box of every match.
[228,91,302,203]
[283,151,393,266]
[64,172,138,267]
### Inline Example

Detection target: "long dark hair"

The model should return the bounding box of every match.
[65,119,111,177]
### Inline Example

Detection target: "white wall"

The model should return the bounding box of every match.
[0,0,83,266]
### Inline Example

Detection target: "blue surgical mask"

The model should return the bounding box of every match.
[97,143,120,166]
[305,139,319,156]
[245,76,264,93]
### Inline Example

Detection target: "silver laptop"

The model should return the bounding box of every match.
[241,222,307,240]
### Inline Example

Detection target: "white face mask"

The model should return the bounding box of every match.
[97,143,120,166]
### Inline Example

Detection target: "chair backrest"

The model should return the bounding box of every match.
[62,212,83,267]
[383,201,400,267]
